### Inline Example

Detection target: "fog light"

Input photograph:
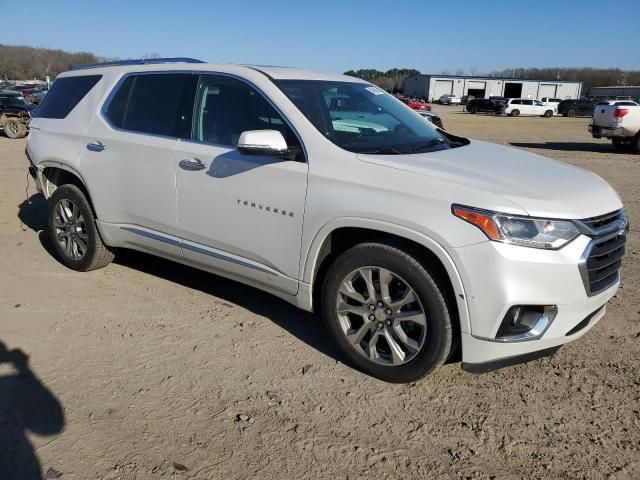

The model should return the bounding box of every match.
[495,305,557,342]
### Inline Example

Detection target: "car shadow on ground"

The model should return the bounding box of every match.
[114,249,346,364]
[18,194,461,374]
[510,141,620,153]
[17,194,346,367]
[0,341,65,480]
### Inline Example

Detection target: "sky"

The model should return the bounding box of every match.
[1,0,638,74]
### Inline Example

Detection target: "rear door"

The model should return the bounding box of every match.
[82,72,197,254]
[522,100,534,114]
[173,74,308,295]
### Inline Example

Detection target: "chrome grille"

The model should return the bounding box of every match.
[577,210,628,296]
[579,210,625,232]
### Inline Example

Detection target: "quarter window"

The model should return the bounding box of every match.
[33,75,101,119]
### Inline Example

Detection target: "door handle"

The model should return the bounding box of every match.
[87,141,106,152]
[179,158,206,171]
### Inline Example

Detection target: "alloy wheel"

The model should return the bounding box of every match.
[336,266,428,366]
[53,199,88,260]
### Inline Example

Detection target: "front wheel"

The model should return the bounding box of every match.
[321,242,452,383]
[566,109,576,117]
[48,184,114,271]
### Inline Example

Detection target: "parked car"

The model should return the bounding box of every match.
[417,110,444,129]
[27,59,627,382]
[0,89,34,138]
[26,91,47,105]
[589,100,640,153]
[397,95,431,111]
[9,85,40,97]
[460,95,475,105]
[558,99,595,117]
[504,99,554,117]
[439,94,461,105]
[466,98,505,115]
[540,97,562,113]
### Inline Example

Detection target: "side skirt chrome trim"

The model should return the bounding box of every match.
[121,226,279,277]
[122,227,180,246]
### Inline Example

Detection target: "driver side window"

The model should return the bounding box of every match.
[193,75,301,156]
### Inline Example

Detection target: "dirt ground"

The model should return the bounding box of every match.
[1,108,638,480]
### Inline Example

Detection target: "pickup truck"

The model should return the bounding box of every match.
[589,100,640,153]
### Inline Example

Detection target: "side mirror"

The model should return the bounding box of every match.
[237,130,292,158]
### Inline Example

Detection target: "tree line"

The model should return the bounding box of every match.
[0,44,161,81]
[2,43,638,95]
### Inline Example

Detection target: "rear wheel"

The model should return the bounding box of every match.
[612,137,633,152]
[321,242,452,383]
[510,109,520,117]
[3,118,27,139]
[48,184,114,271]
[566,109,576,117]
[468,106,476,114]
[631,133,640,154]
[543,110,553,117]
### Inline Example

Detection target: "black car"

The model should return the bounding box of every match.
[0,90,35,138]
[417,111,444,129]
[557,99,595,117]
[466,98,505,114]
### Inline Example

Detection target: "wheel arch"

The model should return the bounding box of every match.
[301,219,471,335]
[40,163,98,216]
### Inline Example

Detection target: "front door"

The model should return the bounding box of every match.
[174,74,308,295]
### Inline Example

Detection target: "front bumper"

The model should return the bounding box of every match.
[453,236,619,367]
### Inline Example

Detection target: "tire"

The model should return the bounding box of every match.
[3,118,27,139]
[632,133,640,154]
[566,109,576,117]
[612,137,633,152]
[510,109,520,117]
[468,106,476,114]
[543,110,553,118]
[47,184,114,271]
[321,242,452,383]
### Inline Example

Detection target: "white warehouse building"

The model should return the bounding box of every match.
[404,74,583,102]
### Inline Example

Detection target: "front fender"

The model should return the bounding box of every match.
[299,216,471,334]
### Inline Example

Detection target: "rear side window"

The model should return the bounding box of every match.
[103,73,197,138]
[33,75,101,119]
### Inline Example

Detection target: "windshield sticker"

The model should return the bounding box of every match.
[365,86,385,95]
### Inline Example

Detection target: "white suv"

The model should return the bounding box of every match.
[505,98,555,117]
[26,58,627,382]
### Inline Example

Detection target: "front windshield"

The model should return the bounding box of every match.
[275,80,465,154]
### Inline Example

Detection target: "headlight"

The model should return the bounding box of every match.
[452,205,580,249]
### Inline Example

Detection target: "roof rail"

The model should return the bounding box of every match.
[71,57,205,70]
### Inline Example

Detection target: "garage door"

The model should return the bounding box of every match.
[468,81,486,90]
[539,84,557,98]
[432,80,454,100]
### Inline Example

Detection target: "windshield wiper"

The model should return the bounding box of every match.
[409,138,447,153]
[358,146,407,155]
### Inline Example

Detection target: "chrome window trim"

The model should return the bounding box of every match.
[99,70,308,162]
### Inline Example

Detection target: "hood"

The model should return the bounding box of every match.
[358,139,622,219]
